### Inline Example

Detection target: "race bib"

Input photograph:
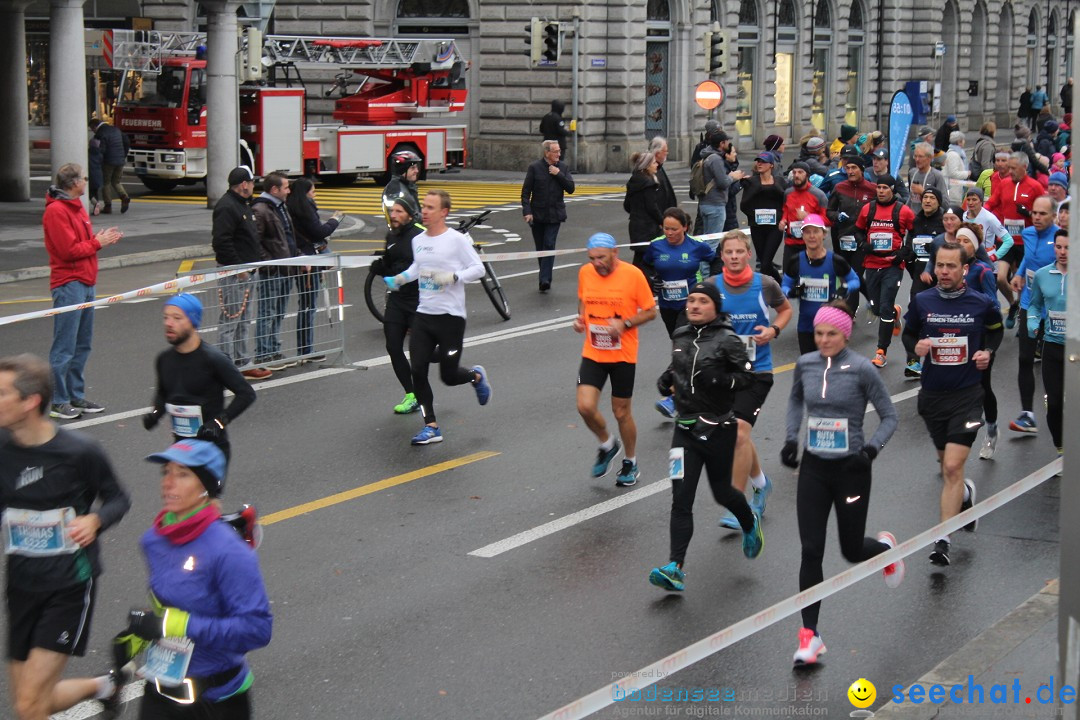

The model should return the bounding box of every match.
[661,279,689,302]
[1049,310,1066,336]
[870,231,893,251]
[140,637,194,688]
[806,417,849,454]
[929,335,969,365]
[801,277,830,303]
[789,221,804,238]
[165,403,203,438]
[737,334,757,362]
[755,209,777,226]
[913,235,933,259]
[2,507,79,556]
[418,271,446,293]
[1005,219,1025,237]
[1025,268,1036,286]
[669,447,685,480]
[840,235,857,252]
[588,323,622,351]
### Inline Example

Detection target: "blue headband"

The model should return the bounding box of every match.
[586,233,617,249]
[164,293,203,329]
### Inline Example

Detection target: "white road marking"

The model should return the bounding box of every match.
[51,680,145,719]
[470,386,923,558]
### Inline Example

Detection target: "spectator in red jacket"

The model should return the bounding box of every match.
[43,163,122,419]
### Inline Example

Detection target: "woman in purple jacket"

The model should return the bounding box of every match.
[120,440,272,718]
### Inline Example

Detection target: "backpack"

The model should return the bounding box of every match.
[690,157,716,198]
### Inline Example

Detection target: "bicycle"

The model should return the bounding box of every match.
[364,209,511,323]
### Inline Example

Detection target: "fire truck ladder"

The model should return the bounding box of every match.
[108,29,462,74]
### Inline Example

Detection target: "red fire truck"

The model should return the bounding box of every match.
[109,29,467,192]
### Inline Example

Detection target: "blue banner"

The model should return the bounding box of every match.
[888,90,914,177]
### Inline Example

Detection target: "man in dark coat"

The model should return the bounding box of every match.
[522,140,576,292]
[540,100,570,156]
[88,118,130,214]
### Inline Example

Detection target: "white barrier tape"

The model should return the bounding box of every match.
[537,458,1062,720]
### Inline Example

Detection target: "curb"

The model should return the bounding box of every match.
[873,579,1060,719]
[0,244,214,285]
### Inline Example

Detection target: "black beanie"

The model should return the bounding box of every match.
[689,282,724,314]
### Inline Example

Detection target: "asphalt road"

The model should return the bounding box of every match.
[0,187,1062,719]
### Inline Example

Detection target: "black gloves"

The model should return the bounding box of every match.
[780,440,799,468]
[656,374,674,397]
[196,416,228,442]
[650,275,664,296]
[861,445,878,462]
[142,409,161,431]
[1017,204,1032,218]
[126,609,163,641]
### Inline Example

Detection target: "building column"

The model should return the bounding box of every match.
[0,0,32,201]
[201,1,241,209]
[50,0,88,202]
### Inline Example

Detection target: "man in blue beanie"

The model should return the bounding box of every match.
[143,293,257,471]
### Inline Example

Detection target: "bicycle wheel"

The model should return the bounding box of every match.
[364,270,387,324]
[480,263,511,320]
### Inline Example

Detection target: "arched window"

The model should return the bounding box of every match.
[395,0,470,34]
[647,0,670,22]
[814,0,831,28]
[778,0,797,27]
[738,0,758,26]
[1028,8,1039,44]
[845,0,866,126]
[850,1,864,29]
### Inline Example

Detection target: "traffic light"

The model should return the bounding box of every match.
[706,29,729,74]
[527,18,561,66]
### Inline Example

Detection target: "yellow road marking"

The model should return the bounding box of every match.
[177,259,195,273]
[259,450,500,526]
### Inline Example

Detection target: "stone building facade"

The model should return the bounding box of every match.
[24,0,1078,172]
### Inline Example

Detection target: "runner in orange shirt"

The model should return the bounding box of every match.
[574,233,658,486]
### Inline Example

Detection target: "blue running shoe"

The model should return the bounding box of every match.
[472,365,491,406]
[411,425,443,445]
[648,562,685,592]
[592,439,621,478]
[655,396,676,419]
[1005,302,1019,330]
[743,511,764,559]
[718,510,741,530]
[615,459,640,487]
[750,475,772,516]
[904,360,922,379]
[1009,413,1038,434]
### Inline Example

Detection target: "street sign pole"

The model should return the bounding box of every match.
[571,12,580,173]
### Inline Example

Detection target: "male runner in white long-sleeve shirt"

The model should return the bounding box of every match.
[385,189,492,445]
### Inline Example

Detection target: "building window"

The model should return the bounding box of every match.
[738,0,757,27]
[397,0,469,18]
[778,0,797,28]
[647,0,671,22]
[850,1,864,28]
[814,0,830,27]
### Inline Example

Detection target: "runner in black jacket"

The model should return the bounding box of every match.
[649,283,761,593]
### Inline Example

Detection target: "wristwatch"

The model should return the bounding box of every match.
[770,324,781,338]
[624,319,634,329]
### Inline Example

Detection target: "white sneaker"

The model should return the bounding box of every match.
[793,627,826,665]
[979,424,998,460]
[877,531,905,589]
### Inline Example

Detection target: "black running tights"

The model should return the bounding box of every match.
[668,420,753,566]
[1017,309,1039,412]
[140,688,251,719]
[409,312,473,425]
[797,452,889,632]
[1042,341,1065,449]
[981,352,997,426]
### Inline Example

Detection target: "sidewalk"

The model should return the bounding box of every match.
[875,579,1061,719]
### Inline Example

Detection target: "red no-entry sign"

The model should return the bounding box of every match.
[695,80,724,110]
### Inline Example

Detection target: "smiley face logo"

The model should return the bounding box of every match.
[848,678,876,708]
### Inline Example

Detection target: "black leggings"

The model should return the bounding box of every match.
[660,307,682,338]
[668,419,753,566]
[1042,341,1065,448]
[981,352,997,425]
[797,452,888,632]
[383,295,416,395]
[1017,309,1040,412]
[140,688,251,719]
[409,312,474,425]
[797,331,816,356]
[749,225,783,282]
[864,265,903,351]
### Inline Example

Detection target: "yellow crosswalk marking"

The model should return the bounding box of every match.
[133,180,623,215]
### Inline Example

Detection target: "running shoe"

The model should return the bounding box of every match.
[891,304,903,335]
[742,511,764,559]
[750,475,772,516]
[99,661,136,720]
[394,392,420,414]
[648,561,685,592]
[960,479,977,532]
[979,423,998,460]
[904,360,922,379]
[615,459,639,487]
[301,354,327,364]
[472,365,491,406]
[1005,302,1019,329]
[793,627,826,665]
[655,395,676,419]
[929,539,951,566]
[871,349,887,368]
[876,531,906,589]
[70,398,105,414]
[592,439,622,478]
[50,403,82,420]
[411,425,443,445]
[1009,413,1038,434]
[717,510,741,530]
